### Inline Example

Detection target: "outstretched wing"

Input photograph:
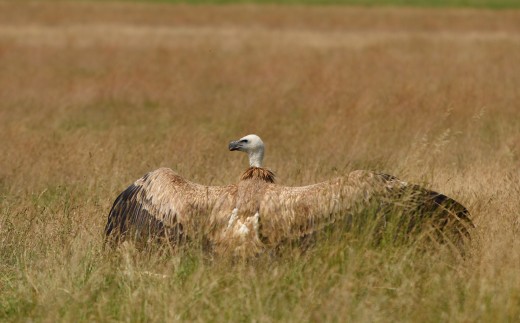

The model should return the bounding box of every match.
[257,170,473,246]
[105,168,235,245]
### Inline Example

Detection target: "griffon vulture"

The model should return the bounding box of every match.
[105,134,472,256]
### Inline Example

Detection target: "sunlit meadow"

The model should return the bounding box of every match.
[0,1,519,321]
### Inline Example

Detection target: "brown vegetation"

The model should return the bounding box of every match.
[0,1,519,321]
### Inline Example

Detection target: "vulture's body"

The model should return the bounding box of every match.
[105,135,473,256]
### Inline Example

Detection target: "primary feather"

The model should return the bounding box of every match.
[105,135,473,256]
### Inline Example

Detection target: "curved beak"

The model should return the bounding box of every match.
[228,140,241,151]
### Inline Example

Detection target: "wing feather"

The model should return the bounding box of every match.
[257,170,473,246]
[105,168,235,245]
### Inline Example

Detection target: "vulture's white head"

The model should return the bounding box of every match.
[229,134,265,168]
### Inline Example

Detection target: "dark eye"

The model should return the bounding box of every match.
[240,139,248,143]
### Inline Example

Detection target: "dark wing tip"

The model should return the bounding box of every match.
[105,183,142,238]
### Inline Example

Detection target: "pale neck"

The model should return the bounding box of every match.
[248,149,264,167]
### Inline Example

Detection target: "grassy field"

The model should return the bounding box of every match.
[1,1,520,322]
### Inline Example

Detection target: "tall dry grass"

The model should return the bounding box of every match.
[0,1,519,322]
